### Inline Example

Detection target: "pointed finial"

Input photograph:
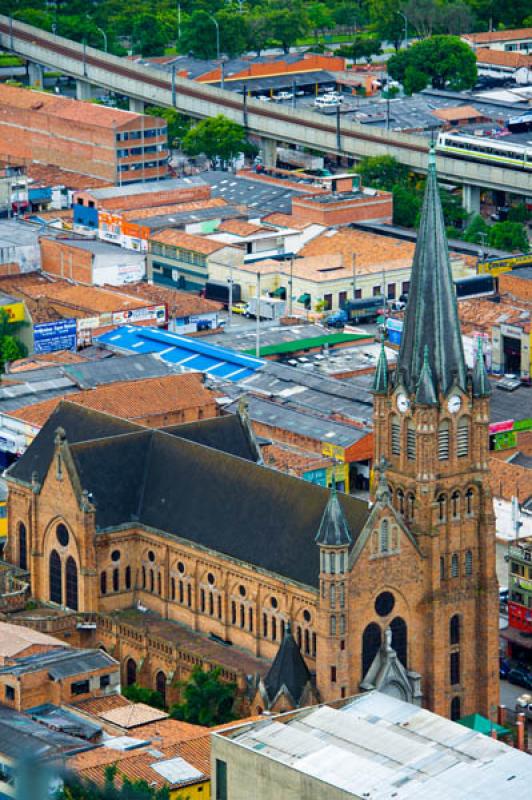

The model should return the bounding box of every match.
[428,142,436,170]
[415,344,438,405]
[375,456,391,503]
[372,334,389,394]
[54,426,66,447]
[472,335,491,398]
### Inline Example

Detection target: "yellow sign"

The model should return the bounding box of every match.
[0,301,24,323]
[478,255,532,276]
[322,442,345,461]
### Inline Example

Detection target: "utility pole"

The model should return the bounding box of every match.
[171,64,176,107]
[177,2,181,40]
[351,253,356,299]
[289,257,294,317]
[255,271,261,358]
[208,15,220,60]
[292,79,296,110]
[227,263,233,329]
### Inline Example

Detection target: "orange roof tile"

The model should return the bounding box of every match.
[122,197,228,221]
[217,219,266,236]
[475,48,532,68]
[458,297,530,336]
[150,229,238,254]
[73,694,132,717]
[262,213,316,230]
[433,105,485,121]
[0,263,20,277]
[22,279,148,314]
[264,443,334,475]
[99,703,168,729]
[8,350,87,372]
[26,163,110,190]
[464,28,532,44]
[102,282,222,316]
[9,373,218,428]
[299,228,415,273]
[131,718,206,742]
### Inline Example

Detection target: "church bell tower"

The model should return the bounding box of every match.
[372,147,499,719]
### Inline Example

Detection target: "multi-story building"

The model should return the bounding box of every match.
[4,150,498,721]
[505,537,532,663]
[0,84,168,184]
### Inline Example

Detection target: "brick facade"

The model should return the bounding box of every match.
[499,272,532,302]
[40,238,94,284]
[292,192,393,226]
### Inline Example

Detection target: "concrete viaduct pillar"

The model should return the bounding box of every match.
[27,62,43,88]
[260,137,277,169]
[129,97,145,113]
[462,184,481,216]
[75,80,94,101]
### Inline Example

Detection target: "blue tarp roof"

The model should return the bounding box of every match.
[96,325,263,382]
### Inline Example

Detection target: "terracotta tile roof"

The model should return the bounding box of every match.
[433,105,485,121]
[262,212,316,230]
[26,163,110,190]
[299,228,415,273]
[0,621,63,659]
[489,454,532,503]
[102,282,222,315]
[9,350,87,372]
[98,703,168,729]
[73,694,131,717]
[21,280,148,314]
[217,219,266,236]
[0,84,164,130]
[9,373,218,428]
[475,48,532,68]
[150,229,239,254]
[464,28,532,44]
[122,197,228,221]
[131,718,206,742]
[458,297,530,336]
[264,443,334,475]
[0,263,21,277]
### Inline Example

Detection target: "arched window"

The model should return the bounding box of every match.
[156,671,166,707]
[209,592,214,616]
[330,584,336,608]
[218,595,222,619]
[391,617,407,667]
[397,489,404,515]
[297,626,302,648]
[339,583,345,608]
[451,553,459,578]
[465,488,474,516]
[362,623,381,677]
[450,696,461,721]
[113,568,119,593]
[438,494,446,522]
[457,417,470,458]
[149,570,154,593]
[249,607,253,632]
[391,415,400,455]
[406,493,415,520]
[263,613,268,638]
[451,491,460,519]
[440,556,445,580]
[240,604,245,628]
[142,566,146,589]
[125,566,131,590]
[329,552,336,575]
[406,421,416,460]
[200,589,205,613]
[171,577,175,600]
[18,523,27,570]
[450,614,460,645]
[330,615,336,636]
[187,584,192,607]
[158,573,162,596]
[339,615,346,635]
[126,658,136,687]
[304,629,310,654]
[50,550,62,604]
[179,580,184,604]
[272,617,277,641]
[312,632,317,657]
[100,571,107,595]
[65,557,78,611]
[281,619,286,640]
[438,420,450,460]
[231,601,236,625]
[380,519,390,553]
[465,550,473,576]
[450,651,460,685]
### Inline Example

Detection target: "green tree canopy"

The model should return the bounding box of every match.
[122,682,165,709]
[181,115,256,164]
[180,10,219,59]
[392,184,421,227]
[368,0,406,50]
[462,213,489,245]
[488,221,530,253]
[170,666,236,726]
[388,35,477,93]
[57,762,170,800]
[354,155,409,191]
[337,36,381,63]
[146,106,190,147]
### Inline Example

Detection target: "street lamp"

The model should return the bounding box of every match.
[208,14,220,60]
[96,26,107,52]
[396,10,408,49]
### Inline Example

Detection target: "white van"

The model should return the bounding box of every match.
[314,96,341,109]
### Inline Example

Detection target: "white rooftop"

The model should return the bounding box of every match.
[222,691,532,799]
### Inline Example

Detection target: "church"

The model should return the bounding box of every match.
[4,150,499,721]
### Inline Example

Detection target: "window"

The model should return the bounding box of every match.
[324,293,333,310]
[263,613,268,637]
[113,568,119,593]
[125,566,131,590]
[375,591,395,617]
[329,552,336,575]
[362,623,381,677]
[339,291,347,307]
[440,556,445,579]
[397,489,404,514]
[179,581,184,603]
[373,285,381,296]
[438,494,446,522]
[71,680,90,696]
[5,685,14,701]
[249,607,253,631]
[339,583,345,609]
[200,589,206,613]
[450,651,460,685]
[450,696,461,721]
[66,557,78,611]
[387,282,396,299]
[304,629,310,654]
[126,658,136,686]
[149,570,154,593]
[272,617,277,641]
[100,674,111,689]
[156,671,166,707]
[402,281,410,295]
[100,571,107,595]
[18,523,27,570]
[330,615,337,636]
[355,288,362,299]
[451,553,459,578]
[450,614,460,645]
[330,666,337,683]
[465,550,473,576]
[391,617,407,666]
[407,422,416,460]
[240,604,245,628]
[209,592,214,616]
[216,759,227,800]
[380,519,390,553]
[466,488,474,515]
[339,615,346,635]
[330,584,336,608]
[457,418,469,458]
[407,493,415,519]
[451,491,460,519]
[49,550,62,604]
[142,566,146,589]
[391,416,401,456]
[438,421,449,460]
[231,601,236,625]
[56,524,69,547]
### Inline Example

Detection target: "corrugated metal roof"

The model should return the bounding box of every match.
[151,755,203,784]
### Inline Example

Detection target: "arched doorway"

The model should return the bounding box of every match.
[65,556,78,611]
[49,550,62,605]
[155,671,166,707]
[362,623,381,678]
[390,617,407,667]
[126,658,137,686]
[18,523,27,570]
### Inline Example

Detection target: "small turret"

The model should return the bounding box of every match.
[415,345,438,406]
[472,337,491,398]
[315,483,352,548]
[372,338,388,395]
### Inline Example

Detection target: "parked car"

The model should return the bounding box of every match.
[516,693,532,721]
[257,95,271,103]
[231,302,248,315]
[499,656,511,680]
[273,91,293,102]
[507,665,532,689]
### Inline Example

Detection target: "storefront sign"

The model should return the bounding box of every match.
[112,305,166,325]
[0,301,25,323]
[322,443,345,461]
[34,318,77,354]
[478,255,532,275]
[489,420,514,434]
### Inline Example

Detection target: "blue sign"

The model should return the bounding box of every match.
[34,319,77,354]
[387,317,403,345]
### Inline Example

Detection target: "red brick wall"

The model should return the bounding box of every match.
[40,239,93,283]
[292,194,393,226]
[498,273,532,302]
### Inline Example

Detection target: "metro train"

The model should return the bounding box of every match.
[436,131,532,172]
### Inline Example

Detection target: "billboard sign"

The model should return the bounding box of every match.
[112,305,167,325]
[34,318,77,354]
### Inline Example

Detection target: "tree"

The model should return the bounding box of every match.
[265,4,310,53]
[307,3,334,41]
[146,106,190,147]
[58,763,170,800]
[0,308,27,373]
[488,221,530,253]
[392,183,421,227]
[388,35,477,92]
[218,9,250,58]
[247,12,271,56]
[507,203,530,224]
[181,115,256,165]
[355,155,408,191]
[337,36,381,63]
[122,682,165,709]
[462,213,489,244]
[368,0,405,50]
[180,10,219,59]
[169,666,236,726]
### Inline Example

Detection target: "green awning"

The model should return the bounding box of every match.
[457,714,511,737]
[272,286,286,298]
[298,293,311,304]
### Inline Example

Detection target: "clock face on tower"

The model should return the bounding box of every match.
[447,394,461,414]
[397,393,410,413]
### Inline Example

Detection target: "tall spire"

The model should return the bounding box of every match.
[372,337,388,394]
[415,345,438,405]
[472,337,491,398]
[315,482,352,547]
[397,145,466,397]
